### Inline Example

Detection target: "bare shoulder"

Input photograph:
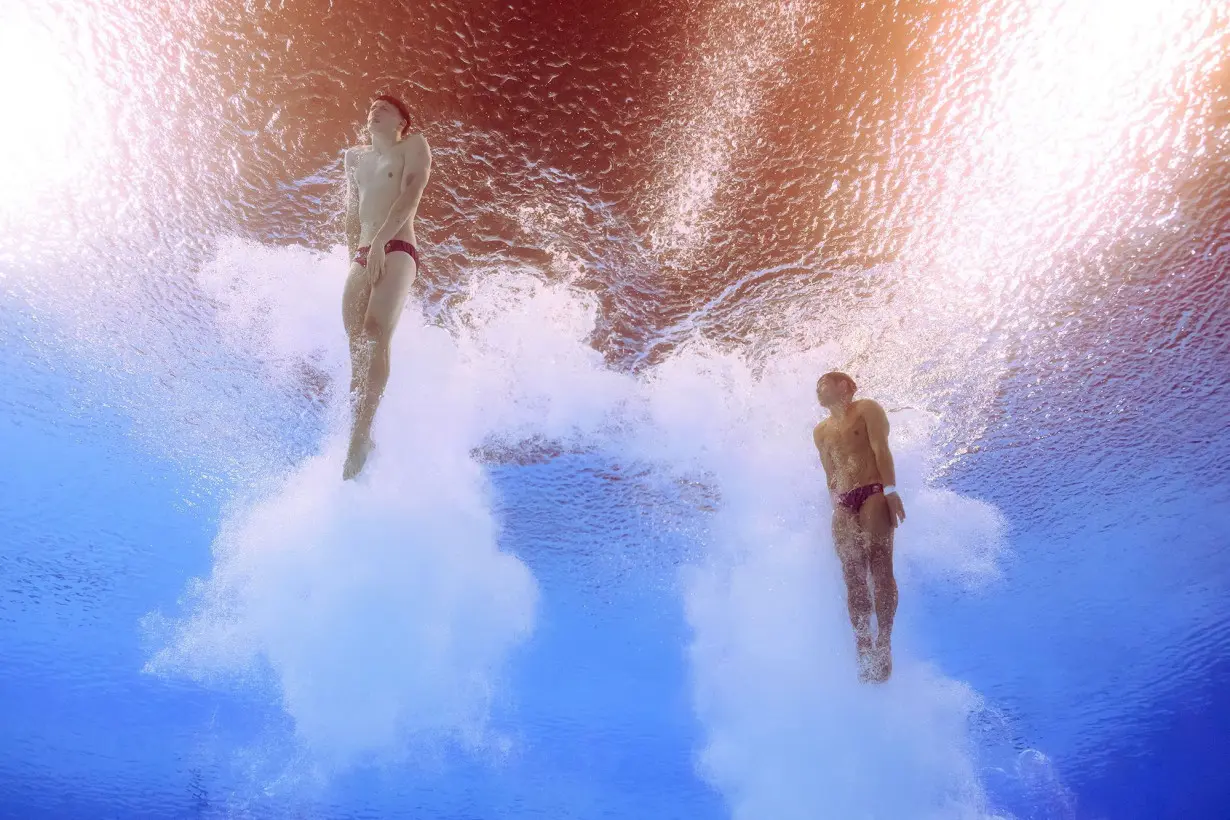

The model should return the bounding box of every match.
[343,145,369,172]
[401,133,432,166]
[854,399,890,433]
[852,398,886,417]
[812,418,829,445]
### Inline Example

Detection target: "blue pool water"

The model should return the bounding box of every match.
[2,0,1229,817]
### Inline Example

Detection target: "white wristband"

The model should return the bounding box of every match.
[883,485,898,496]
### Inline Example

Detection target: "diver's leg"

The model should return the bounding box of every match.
[862,493,898,682]
[343,251,416,479]
[833,511,874,680]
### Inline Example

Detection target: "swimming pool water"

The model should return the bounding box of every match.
[2,0,1228,817]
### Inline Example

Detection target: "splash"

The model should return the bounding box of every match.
[633,347,1007,818]
[139,238,1023,813]
[146,440,537,767]
[145,240,634,768]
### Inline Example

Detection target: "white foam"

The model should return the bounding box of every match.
[147,441,536,767]
[148,242,632,768]
[631,346,1007,818]
[144,237,1013,811]
[195,236,353,382]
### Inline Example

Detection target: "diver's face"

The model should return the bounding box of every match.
[367,100,404,136]
[816,376,845,406]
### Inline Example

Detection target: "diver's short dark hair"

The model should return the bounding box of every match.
[374,93,412,137]
[818,371,858,393]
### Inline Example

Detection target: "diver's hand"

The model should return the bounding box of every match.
[366,241,386,285]
[886,491,906,526]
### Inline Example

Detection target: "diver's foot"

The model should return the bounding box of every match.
[869,643,893,683]
[342,437,373,481]
[856,637,875,683]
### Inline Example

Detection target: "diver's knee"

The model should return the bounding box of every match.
[868,549,894,581]
[839,558,867,588]
[362,317,391,346]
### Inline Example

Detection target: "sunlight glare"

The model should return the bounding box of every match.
[915,0,1214,283]
[0,14,89,217]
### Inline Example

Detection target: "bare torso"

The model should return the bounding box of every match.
[813,400,885,493]
[339,129,432,480]
[346,134,430,247]
[812,396,901,683]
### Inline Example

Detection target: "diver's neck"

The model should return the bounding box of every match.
[371,132,398,153]
[828,399,853,420]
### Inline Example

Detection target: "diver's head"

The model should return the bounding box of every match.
[816,371,857,408]
[367,94,411,140]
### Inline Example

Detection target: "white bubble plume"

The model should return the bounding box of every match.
[145,239,633,767]
[142,238,1013,816]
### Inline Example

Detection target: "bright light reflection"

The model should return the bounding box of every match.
[991,0,1206,204]
[916,0,1215,282]
[0,20,76,210]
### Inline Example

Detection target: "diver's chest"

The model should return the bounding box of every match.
[826,420,866,451]
[358,153,402,187]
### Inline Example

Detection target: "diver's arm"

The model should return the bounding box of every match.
[814,423,839,501]
[343,149,361,259]
[372,135,432,245]
[864,402,905,524]
[863,402,897,487]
